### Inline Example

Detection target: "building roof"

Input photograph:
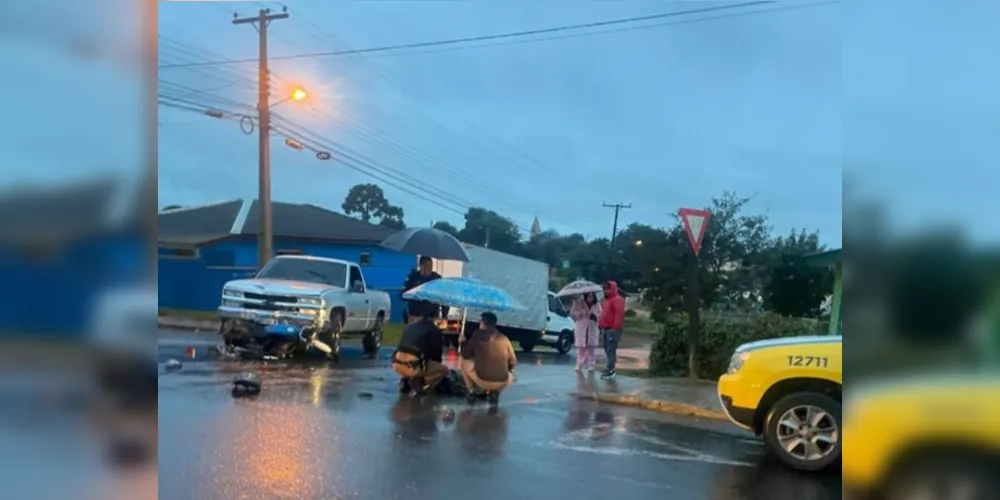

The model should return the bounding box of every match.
[158,198,394,246]
[805,248,842,267]
[0,175,144,245]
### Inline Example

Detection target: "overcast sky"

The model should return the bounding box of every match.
[10,1,997,248]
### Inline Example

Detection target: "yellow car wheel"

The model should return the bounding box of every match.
[763,392,842,472]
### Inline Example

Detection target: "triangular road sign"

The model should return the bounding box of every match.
[679,207,712,256]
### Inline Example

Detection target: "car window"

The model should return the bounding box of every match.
[548,294,566,316]
[349,266,364,291]
[256,258,347,287]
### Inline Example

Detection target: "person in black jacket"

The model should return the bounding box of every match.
[401,256,443,325]
[391,308,448,394]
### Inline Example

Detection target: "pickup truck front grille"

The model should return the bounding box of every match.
[244,292,298,303]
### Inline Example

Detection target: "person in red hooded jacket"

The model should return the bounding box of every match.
[598,280,626,378]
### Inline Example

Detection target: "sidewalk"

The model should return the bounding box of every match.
[570,375,725,421]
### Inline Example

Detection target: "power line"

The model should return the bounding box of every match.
[603,202,632,250]
[158,1,777,69]
[354,0,841,61]
[161,16,585,228]
[157,95,538,235]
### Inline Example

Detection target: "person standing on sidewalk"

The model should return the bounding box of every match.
[599,281,626,379]
[570,292,602,372]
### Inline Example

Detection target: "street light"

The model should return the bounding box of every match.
[635,240,643,247]
[270,87,308,107]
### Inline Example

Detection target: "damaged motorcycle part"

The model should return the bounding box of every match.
[232,372,261,397]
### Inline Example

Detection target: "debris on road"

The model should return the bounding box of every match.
[164,359,182,371]
[232,372,262,397]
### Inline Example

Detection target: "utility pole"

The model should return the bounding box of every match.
[233,7,289,269]
[602,202,631,280]
[602,202,632,250]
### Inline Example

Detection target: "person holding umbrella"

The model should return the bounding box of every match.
[569,292,602,372]
[401,256,442,325]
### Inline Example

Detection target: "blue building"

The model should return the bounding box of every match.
[0,177,147,337]
[158,199,414,322]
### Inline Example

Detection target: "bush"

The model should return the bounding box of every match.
[649,312,820,379]
[624,309,637,318]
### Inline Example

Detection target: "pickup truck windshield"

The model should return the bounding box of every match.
[256,258,348,287]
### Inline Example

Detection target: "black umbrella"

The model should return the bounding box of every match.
[380,227,471,262]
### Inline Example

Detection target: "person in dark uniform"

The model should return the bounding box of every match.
[402,255,442,325]
[392,308,448,394]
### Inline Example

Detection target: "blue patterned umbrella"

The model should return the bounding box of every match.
[402,277,525,312]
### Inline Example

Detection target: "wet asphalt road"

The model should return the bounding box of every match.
[158,331,841,500]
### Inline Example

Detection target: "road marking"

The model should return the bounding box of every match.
[599,473,673,490]
[548,442,754,467]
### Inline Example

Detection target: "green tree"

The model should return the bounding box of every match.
[458,207,522,253]
[762,229,832,317]
[377,204,406,230]
[342,183,405,228]
[432,221,460,237]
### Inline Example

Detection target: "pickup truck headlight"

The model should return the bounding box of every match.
[727,351,751,374]
[222,289,243,298]
[298,297,323,306]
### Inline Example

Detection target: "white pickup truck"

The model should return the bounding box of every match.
[218,255,391,361]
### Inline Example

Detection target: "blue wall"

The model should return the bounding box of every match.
[158,236,415,323]
[0,233,145,337]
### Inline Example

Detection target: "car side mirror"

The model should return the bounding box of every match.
[351,280,364,293]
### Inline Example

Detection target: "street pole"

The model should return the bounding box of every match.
[686,253,700,378]
[602,202,632,279]
[233,8,289,269]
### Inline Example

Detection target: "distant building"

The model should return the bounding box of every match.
[158,199,414,322]
[0,176,145,337]
[530,215,541,238]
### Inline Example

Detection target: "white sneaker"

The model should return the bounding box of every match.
[574,366,582,372]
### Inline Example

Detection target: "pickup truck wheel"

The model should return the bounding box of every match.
[362,315,383,356]
[321,311,344,363]
[556,331,574,355]
[763,392,841,472]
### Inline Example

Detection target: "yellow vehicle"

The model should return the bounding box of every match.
[842,374,1000,500]
[717,335,843,471]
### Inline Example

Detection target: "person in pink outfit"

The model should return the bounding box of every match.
[569,292,602,371]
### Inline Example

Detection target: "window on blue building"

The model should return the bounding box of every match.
[360,252,371,265]
[202,249,235,267]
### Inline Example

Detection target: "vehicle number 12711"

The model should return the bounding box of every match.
[788,355,829,368]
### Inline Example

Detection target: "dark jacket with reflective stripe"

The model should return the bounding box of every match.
[397,318,444,363]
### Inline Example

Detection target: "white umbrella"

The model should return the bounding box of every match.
[556,279,603,298]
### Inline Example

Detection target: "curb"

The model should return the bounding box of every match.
[571,391,729,421]
[158,316,219,332]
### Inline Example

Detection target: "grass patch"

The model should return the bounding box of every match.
[624,316,661,336]
[379,322,404,346]
[615,368,657,378]
[159,308,219,321]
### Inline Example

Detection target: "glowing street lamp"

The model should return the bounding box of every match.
[271,87,309,107]
[635,240,643,247]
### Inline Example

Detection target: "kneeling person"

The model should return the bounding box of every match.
[461,312,516,404]
[392,310,448,394]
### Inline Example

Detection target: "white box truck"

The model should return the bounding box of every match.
[431,245,576,354]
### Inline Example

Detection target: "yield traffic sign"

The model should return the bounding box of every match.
[679,207,711,256]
